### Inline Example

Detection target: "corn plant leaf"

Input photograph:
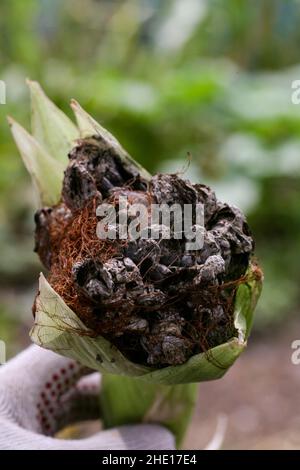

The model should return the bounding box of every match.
[101,375,197,447]
[8,118,64,206]
[28,80,79,165]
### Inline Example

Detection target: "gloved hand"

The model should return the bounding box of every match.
[0,345,175,450]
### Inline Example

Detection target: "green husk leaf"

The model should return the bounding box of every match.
[31,263,261,384]
[8,118,64,206]
[28,80,79,165]
[101,375,197,447]
[234,266,263,340]
[70,99,151,181]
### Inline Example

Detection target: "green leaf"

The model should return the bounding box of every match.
[28,80,79,165]
[139,338,245,385]
[70,99,109,139]
[8,117,64,206]
[101,375,197,447]
[234,265,263,340]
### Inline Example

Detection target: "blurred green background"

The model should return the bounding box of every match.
[1,0,300,450]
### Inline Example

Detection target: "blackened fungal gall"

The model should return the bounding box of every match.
[34,136,254,368]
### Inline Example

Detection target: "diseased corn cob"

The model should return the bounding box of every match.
[9,81,263,446]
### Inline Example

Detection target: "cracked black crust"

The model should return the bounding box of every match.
[34,137,254,367]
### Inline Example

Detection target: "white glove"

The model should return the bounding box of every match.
[0,345,175,450]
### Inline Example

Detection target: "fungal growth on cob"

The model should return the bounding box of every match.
[34,136,254,368]
[9,81,262,446]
